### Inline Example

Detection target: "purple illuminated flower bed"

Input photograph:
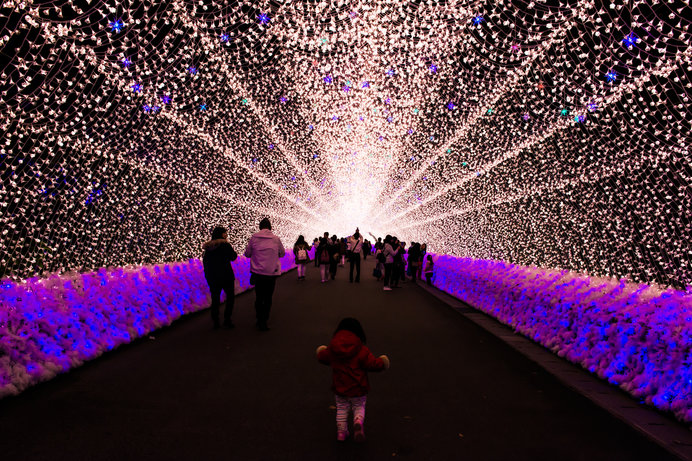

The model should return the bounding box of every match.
[430,254,692,424]
[0,252,299,398]
[3,251,692,424]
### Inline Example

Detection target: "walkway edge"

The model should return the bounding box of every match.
[417,281,692,461]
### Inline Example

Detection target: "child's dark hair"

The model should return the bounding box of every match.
[335,317,366,343]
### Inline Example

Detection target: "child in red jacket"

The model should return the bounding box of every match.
[316,318,390,442]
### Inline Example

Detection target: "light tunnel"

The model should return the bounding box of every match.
[0,0,691,423]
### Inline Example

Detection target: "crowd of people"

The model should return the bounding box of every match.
[300,229,432,289]
[200,220,442,443]
[201,221,435,330]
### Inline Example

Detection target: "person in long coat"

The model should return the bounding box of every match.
[203,226,238,329]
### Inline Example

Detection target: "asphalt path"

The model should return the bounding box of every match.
[0,258,679,460]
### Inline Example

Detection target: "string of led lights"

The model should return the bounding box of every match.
[0,0,690,289]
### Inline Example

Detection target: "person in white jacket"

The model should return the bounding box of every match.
[244,218,285,331]
[347,228,364,283]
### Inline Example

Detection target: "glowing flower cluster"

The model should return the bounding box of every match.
[0,0,689,291]
[0,252,302,397]
[430,254,692,423]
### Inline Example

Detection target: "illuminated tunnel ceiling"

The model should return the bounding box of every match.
[0,0,690,287]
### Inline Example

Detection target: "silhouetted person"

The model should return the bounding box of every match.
[317,235,331,282]
[313,238,320,267]
[293,235,310,281]
[347,229,364,282]
[383,235,400,291]
[424,255,434,285]
[407,242,421,282]
[329,235,340,280]
[202,226,238,329]
[244,218,285,331]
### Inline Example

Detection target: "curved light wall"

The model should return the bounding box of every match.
[0,0,690,289]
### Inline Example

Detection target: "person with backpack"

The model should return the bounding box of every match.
[373,249,384,281]
[317,235,331,283]
[293,235,310,281]
[313,238,320,267]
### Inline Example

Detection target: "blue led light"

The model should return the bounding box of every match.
[258,13,270,25]
[622,33,637,48]
[108,19,124,33]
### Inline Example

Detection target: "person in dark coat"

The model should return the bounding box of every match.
[203,226,238,329]
[407,242,421,282]
[313,238,320,267]
[362,239,371,260]
[317,235,331,282]
[329,235,339,280]
[339,238,348,266]
[418,243,427,280]
[293,235,310,281]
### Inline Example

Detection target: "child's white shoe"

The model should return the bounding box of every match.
[337,430,349,442]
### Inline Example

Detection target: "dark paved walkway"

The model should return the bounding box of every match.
[0,258,681,460]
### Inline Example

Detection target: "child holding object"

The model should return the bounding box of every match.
[316,318,390,442]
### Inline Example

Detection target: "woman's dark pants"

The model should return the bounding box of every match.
[383,263,394,287]
[209,279,235,327]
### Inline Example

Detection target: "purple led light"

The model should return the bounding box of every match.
[426,254,692,423]
[0,252,307,398]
